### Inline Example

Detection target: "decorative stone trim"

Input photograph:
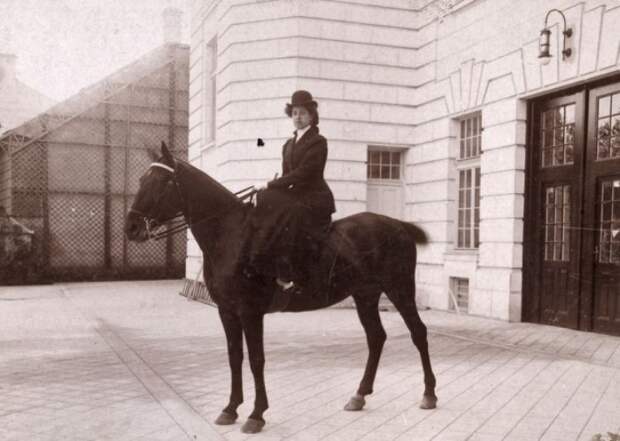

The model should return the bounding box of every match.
[426,0,474,21]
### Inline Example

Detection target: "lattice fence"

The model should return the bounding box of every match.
[0,45,189,283]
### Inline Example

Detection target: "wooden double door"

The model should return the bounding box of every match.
[525,79,620,335]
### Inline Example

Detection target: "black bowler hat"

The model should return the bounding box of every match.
[285,90,319,119]
[288,90,317,108]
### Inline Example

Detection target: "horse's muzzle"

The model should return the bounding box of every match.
[125,213,149,242]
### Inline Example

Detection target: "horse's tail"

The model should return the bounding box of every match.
[402,222,428,245]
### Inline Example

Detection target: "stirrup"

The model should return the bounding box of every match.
[242,266,258,279]
[276,278,295,291]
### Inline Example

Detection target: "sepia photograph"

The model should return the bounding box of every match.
[0,0,619,440]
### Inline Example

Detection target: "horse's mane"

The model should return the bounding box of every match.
[174,159,243,209]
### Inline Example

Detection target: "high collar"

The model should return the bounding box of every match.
[294,124,312,142]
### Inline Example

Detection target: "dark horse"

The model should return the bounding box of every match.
[125,143,437,434]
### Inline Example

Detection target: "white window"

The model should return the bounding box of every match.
[366,148,405,220]
[203,37,217,144]
[456,113,481,249]
[367,150,402,181]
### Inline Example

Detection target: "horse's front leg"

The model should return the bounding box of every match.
[215,309,244,425]
[240,313,268,434]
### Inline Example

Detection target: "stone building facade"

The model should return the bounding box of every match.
[186,0,620,334]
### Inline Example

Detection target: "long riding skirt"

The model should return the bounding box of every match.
[244,187,330,281]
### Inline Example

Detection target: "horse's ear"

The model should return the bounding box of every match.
[161,141,174,166]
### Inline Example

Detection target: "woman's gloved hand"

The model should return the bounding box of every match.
[262,173,279,191]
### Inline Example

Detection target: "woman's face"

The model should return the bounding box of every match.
[292,106,312,130]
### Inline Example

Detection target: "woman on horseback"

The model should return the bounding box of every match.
[245,90,335,292]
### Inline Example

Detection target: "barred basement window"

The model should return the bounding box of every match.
[450,277,469,312]
[457,113,481,249]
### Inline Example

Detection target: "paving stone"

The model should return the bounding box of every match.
[1,281,619,441]
[468,433,502,441]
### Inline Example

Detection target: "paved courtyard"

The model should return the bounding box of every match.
[0,280,619,441]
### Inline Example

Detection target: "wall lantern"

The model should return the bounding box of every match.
[538,9,572,65]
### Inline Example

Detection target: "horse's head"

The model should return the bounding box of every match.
[125,142,184,242]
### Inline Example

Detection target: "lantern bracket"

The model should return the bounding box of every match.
[538,9,572,63]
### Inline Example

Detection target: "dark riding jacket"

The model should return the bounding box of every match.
[267,125,336,215]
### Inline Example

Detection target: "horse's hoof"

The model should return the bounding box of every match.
[420,395,437,409]
[215,411,237,425]
[241,418,265,434]
[344,394,366,411]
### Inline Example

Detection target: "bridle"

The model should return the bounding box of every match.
[129,161,259,241]
[128,162,189,241]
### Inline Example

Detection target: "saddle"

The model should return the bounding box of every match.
[235,185,332,298]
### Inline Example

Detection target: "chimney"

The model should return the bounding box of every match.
[0,53,17,84]
[0,26,17,84]
[162,7,182,44]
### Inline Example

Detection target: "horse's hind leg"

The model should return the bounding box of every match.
[344,293,386,411]
[386,284,437,409]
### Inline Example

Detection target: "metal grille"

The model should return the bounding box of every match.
[48,193,105,268]
[450,277,469,312]
[110,195,127,268]
[0,45,189,282]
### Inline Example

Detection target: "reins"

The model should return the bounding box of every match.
[148,215,189,240]
[134,162,259,241]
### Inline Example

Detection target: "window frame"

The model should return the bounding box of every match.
[597,178,620,264]
[366,147,404,183]
[449,277,470,313]
[595,92,620,161]
[540,103,576,168]
[455,112,482,250]
[203,36,217,146]
[543,184,571,262]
